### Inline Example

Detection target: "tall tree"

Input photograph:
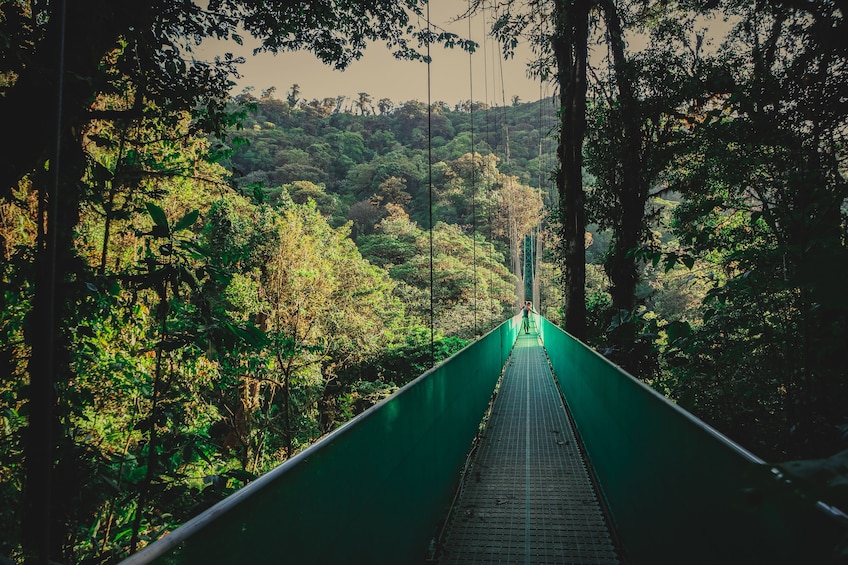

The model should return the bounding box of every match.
[583,3,701,372]
[0,2,470,562]
[552,0,591,340]
[595,0,642,331]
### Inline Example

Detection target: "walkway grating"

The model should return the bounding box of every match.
[438,331,620,565]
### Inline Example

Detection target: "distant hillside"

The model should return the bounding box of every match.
[221,93,560,229]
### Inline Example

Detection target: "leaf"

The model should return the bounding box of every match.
[664,253,678,272]
[179,240,208,260]
[681,255,696,270]
[667,321,692,344]
[173,209,199,232]
[146,203,170,237]
[224,321,268,347]
[113,528,134,542]
[178,265,199,290]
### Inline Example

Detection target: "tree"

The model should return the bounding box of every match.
[359,214,516,337]
[348,199,384,237]
[664,0,848,458]
[377,98,395,115]
[0,2,471,561]
[492,175,545,295]
[286,83,301,107]
[552,0,591,340]
[356,92,375,115]
[377,176,413,212]
[582,3,702,373]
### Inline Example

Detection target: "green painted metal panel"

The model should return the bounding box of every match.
[538,316,847,564]
[122,317,521,565]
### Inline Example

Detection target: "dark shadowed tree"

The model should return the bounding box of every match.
[0,2,471,561]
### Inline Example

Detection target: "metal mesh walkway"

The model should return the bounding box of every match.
[438,331,620,565]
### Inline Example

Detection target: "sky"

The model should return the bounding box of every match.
[197,0,550,108]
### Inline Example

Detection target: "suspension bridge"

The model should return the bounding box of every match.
[115,5,844,564]
[120,313,847,565]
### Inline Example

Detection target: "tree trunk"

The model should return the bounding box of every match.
[599,0,646,372]
[14,7,146,560]
[23,124,87,565]
[553,0,590,341]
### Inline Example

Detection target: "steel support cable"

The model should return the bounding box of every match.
[491,3,520,308]
[532,3,550,313]
[537,76,544,312]
[469,0,478,336]
[536,9,544,311]
[496,23,509,164]
[482,1,495,315]
[539,77,545,192]
[426,3,435,366]
[482,1,490,148]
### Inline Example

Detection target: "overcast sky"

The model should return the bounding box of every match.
[197,0,551,107]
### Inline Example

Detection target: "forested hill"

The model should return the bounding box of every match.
[222,92,559,229]
[218,93,558,337]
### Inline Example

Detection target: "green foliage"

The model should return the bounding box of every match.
[0,1,504,562]
[359,213,517,339]
[8,0,846,558]
[351,326,470,400]
[653,0,848,459]
[226,97,557,215]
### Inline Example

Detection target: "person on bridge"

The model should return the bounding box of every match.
[522,301,536,334]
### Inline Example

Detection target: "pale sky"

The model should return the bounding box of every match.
[197,0,550,107]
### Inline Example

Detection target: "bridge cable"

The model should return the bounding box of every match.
[469,0,478,336]
[426,2,435,366]
[497,40,510,164]
[490,3,522,304]
[482,2,496,316]
[536,9,545,313]
[534,1,555,313]
[538,77,545,311]
[493,0,510,165]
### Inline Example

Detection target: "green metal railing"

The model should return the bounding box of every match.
[122,317,521,565]
[537,315,847,564]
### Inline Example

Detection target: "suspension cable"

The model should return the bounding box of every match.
[469,0,478,336]
[427,2,435,366]
[482,1,495,315]
[539,79,544,192]
[496,15,510,164]
[536,81,544,312]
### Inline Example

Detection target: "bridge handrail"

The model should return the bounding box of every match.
[538,315,847,564]
[120,316,521,564]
